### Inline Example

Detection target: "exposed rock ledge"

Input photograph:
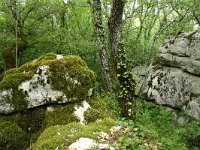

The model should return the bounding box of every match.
[137,31,200,120]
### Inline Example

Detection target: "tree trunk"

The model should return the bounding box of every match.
[2,0,28,69]
[108,0,136,119]
[92,0,113,93]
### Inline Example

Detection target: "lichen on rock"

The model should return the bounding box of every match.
[0,53,96,114]
[0,53,113,150]
[74,101,91,124]
[44,97,113,127]
[135,31,200,120]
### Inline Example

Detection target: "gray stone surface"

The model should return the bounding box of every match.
[137,31,200,120]
[0,54,96,114]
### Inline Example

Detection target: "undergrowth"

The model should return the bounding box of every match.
[103,95,200,150]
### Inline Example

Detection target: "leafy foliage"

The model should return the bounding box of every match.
[103,95,200,150]
[0,0,200,149]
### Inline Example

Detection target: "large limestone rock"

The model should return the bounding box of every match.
[0,53,96,114]
[0,53,113,150]
[140,31,200,120]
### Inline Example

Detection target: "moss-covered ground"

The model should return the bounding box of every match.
[0,96,113,149]
[28,96,200,150]
[1,95,199,150]
[30,118,116,150]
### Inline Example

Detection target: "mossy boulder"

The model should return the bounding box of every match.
[44,97,113,127]
[0,121,28,150]
[0,53,113,149]
[0,96,113,147]
[31,118,116,150]
[0,53,96,114]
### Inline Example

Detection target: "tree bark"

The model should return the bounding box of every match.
[92,0,113,92]
[108,0,136,119]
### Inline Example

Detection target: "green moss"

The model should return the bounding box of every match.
[0,107,47,146]
[0,71,32,89]
[0,121,28,150]
[0,107,46,133]
[85,97,113,123]
[0,70,31,111]
[0,114,16,125]
[31,118,116,150]
[0,67,33,111]
[17,107,47,144]
[48,56,96,101]
[2,47,16,69]
[1,53,95,91]
[44,103,79,127]
[0,96,113,149]
[16,107,46,134]
[44,97,112,126]
[33,97,115,150]
[0,53,96,113]
[35,53,57,62]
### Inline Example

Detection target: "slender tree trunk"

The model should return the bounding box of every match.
[108,0,136,119]
[51,0,58,28]
[92,0,113,92]
[2,0,28,69]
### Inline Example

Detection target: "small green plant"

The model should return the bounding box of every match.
[111,119,160,150]
[135,100,200,150]
[102,94,120,117]
[103,97,200,150]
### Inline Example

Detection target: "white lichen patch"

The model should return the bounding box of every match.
[68,137,114,150]
[68,138,96,150]
[74,101,90,124]
[88,88,93,97]
[56,54,63,60]
[47,106,54,112]
[18,65,68,108]
[65,72,81,86]
[0,89,14,114]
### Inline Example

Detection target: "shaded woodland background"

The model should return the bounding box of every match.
[0,0,200,117]
[0,0,199,77]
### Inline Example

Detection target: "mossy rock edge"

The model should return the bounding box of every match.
[0,96,113,149]
[31,118,116,150]
[0,53,96,114]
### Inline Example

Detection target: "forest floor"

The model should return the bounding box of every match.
[102,95,200,150]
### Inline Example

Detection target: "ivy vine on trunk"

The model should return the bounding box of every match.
[108,0,136,119]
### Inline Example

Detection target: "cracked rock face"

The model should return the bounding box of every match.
[139,31,200,120]
[0,53,96,114]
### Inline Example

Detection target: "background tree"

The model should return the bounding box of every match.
[91,0,113,93]
[1,0,28,70]
[108,0,136,119]
[0,0,199,94]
